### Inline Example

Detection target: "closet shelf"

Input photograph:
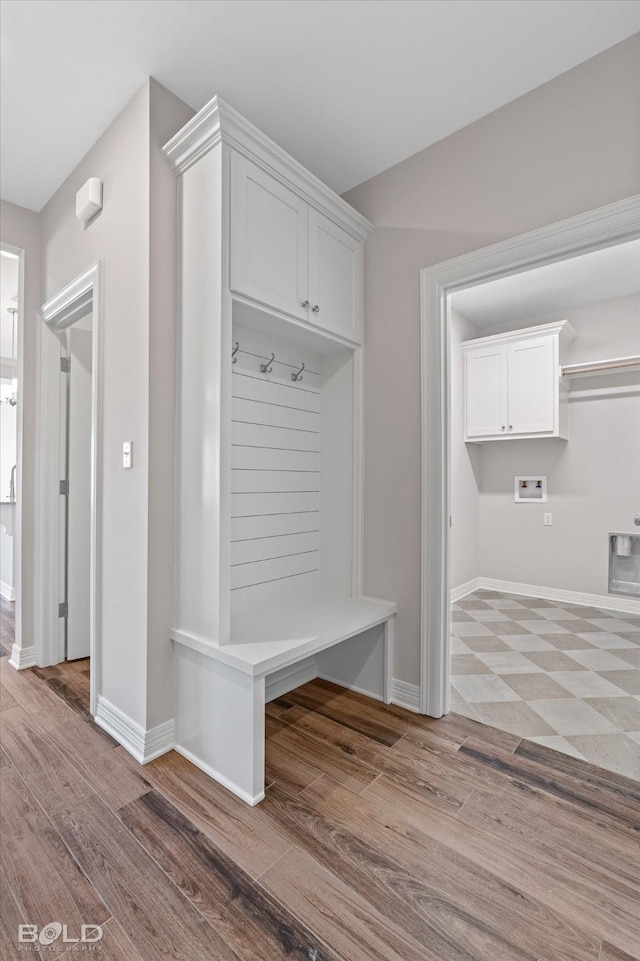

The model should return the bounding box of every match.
[561,355,640,377]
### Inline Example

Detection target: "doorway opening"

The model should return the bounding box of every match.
[419,195,640,728]
[446,242,640,778]
[1,246,21,661]
[60,316,93,663]
[35,264,101,716]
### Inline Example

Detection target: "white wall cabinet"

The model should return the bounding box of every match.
[230,153,309,322]
[507,336,556,434]
[463,321,574,441]
[308,208,362,341]
[464,343,508,438]
[164,97,395,806]
[230,152,363,343]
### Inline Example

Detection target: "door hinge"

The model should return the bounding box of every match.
[58,602,68,618]
[60,356,70,373]
[59,479,69,495]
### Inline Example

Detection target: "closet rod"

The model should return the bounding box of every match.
[562,355,640,376]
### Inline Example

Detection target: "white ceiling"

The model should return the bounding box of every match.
[450,240,640,330]
[1,0,639,212]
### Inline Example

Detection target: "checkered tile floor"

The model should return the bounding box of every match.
[451,590,640,780]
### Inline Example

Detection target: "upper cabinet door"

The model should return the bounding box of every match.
[230,153,309,321]
[507,336,556,434]
[308,209,362,342]
[465,344,508,438]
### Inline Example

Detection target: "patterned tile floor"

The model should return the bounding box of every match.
[450,589,640,779]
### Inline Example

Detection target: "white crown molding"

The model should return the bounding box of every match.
[391,679,421,714]
[163,95,372,241]
[95,696,175,764]
[39,263,98,326]
[8,644,36,670]
[426,195,640,293]
[462,319,575,350]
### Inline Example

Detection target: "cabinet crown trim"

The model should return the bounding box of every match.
[462,319,575,350]
[162,95,372,241]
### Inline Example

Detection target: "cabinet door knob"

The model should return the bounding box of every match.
[501,425,506,431]
[508,425,513,430]
[302,300,310,309]
[312,304,320,313]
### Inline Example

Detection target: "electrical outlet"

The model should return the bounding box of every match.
[544,512,552,526]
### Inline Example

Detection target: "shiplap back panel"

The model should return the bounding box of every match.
[231,571,319,613]
[231,327,321,613]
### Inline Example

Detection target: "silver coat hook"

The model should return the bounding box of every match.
[231,341,239,364]
[260,352,275,374]
[291,362,305,383]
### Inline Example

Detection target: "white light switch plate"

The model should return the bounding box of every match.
[122,441,133,469]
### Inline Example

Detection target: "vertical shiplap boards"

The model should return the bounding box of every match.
[230,327,322,612]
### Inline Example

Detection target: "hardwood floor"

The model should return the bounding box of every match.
[1,633,639,959]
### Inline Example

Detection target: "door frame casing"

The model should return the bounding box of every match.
[2,242,25,663]
[419,195,640,717]
[35,262,102,716]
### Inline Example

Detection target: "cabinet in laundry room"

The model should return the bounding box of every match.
[463,320,575,441]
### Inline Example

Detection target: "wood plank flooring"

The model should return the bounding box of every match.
[1,639,639,959]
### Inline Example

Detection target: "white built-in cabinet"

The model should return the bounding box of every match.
[163,97,395,806]
[230,152,363,342]
[463,321,575,441]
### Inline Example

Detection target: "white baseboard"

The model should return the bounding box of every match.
[95,696,175,764]
[173,743,264,806]
[319,674,422,713]
[391,679,421,713]
[0,581,15,602]
[8,644,36,670]
[477,577,640,615]
[450,577,481,604]
[266,656,317,702]
[319,674,385,703]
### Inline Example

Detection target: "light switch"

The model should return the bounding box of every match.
[122,441,133,469]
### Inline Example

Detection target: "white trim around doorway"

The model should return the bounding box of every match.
[33,262,102,717]
[419,195,640,717]
[3,242,26,669]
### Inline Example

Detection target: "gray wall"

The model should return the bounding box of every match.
[0,200,40,654]
[476,293,640,596]
[343,35,640,683]
[39,80,193,728]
